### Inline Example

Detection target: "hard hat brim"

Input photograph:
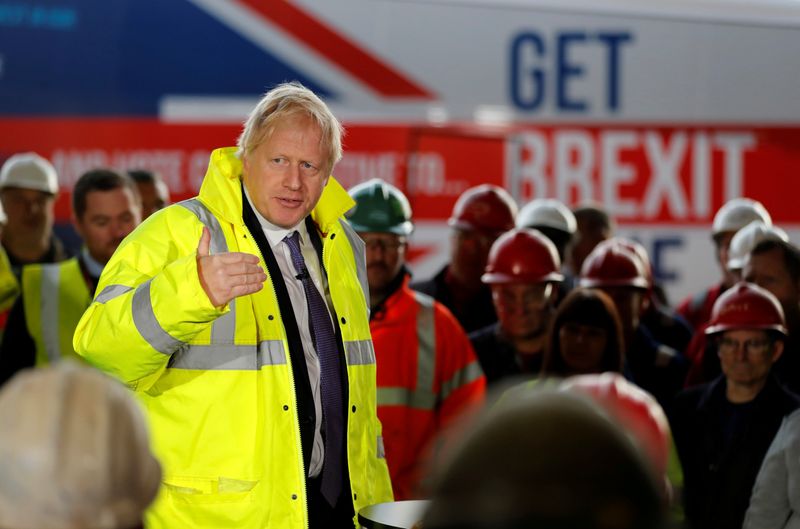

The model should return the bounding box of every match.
[579,278,650,290]
[350,220,414,236]
[705,322,788,336]
[481,271,564,284]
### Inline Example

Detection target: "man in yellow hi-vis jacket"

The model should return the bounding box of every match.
[73,82,393,529]
[0,169,142,387]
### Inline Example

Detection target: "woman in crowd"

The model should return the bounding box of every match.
[541,287,625,377]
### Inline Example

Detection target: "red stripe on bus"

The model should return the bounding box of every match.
[238,0,434,99]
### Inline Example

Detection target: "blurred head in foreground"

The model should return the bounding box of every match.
[423,390,664,529]
[0,363,161,529]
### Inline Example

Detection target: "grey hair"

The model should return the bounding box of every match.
[236,82,344,172]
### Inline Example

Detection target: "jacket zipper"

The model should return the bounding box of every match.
[241,222,310,529]
[321,226,356,515]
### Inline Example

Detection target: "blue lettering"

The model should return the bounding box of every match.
[556,32,588,112]
[596,32,633,112]
[0,5,27,26]
[510,32,546,110]
[653,237,683,282]
[0,4,76,29]
[509,29,634,113]
[30,6,48,26]
[49,8,77,29]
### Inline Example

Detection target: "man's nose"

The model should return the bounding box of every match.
[283,165,301,189]
[367,244,387,256]
[734,343,751,360]
[503,297,527,315]
[112,221,132,239]
[26,200,43,215]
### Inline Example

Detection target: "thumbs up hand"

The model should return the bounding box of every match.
[196,227,267,307]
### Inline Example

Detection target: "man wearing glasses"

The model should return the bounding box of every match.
[669,282,800,529]
[469,228,564,385]
[744,238,800,393]
[346,179,485,501]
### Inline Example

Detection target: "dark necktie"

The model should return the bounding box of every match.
[284,231,344,506]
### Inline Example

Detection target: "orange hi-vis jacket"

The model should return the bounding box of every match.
[370,275,486,499]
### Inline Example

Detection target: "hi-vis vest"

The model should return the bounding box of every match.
[74,147,393,529]
[23,257,90,365]
[0,247,18,314]
[0,247,20,338]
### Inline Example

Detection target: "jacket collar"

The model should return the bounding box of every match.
[370,268,411,321]
[697,373,782,413]
[198,147,355,232]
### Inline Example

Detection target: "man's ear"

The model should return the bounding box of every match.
[771,339,785,363]
[71,213,85,240]
[640,291,651,312]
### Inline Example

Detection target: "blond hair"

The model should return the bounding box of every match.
[237,82,343,173]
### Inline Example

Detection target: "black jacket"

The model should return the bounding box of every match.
[410,265,496,334]
[669,374,800,529]
[468,323,529,386]
[628,325,688,409]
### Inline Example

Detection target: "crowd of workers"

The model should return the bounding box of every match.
[0,82,798,529]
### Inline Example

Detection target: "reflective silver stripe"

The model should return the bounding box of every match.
[377,435,386,459]
[412,291,436,393]
[95,284,133,304]
[440,361,485,401]
[40,265,61,363]
[179,199,229,254]
[132,279,187,355]
[169,340,286,370]
[346,340,376,365]
[257,340,287,367]
[377,387,437,410]
[178,199,237,346]
[339,220,370,310]
[211,305,237,344]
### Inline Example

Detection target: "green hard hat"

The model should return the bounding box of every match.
[346,178,414,236]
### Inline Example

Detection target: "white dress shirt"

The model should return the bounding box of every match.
[244,188,334,478]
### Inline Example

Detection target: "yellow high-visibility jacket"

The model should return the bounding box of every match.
[0,246,20,341]
[0,247,18,315]
[74,147,393,529]
[22,256,91,366]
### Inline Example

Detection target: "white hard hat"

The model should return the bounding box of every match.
[0,152,59,194]
[516,198,577,234]
[711,198,771,236]
[0,363,162,529]
[727,220,789,271]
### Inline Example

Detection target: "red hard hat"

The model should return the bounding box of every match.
[448,184,518,234]
[597,237,653,287]
[705,281,787,336]
[579,242,649,289]
[482,228,564,284]
[560,373,671,480]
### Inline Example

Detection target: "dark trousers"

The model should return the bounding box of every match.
[307,475,355,529]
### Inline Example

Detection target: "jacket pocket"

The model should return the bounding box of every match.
[163,476,258,504]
